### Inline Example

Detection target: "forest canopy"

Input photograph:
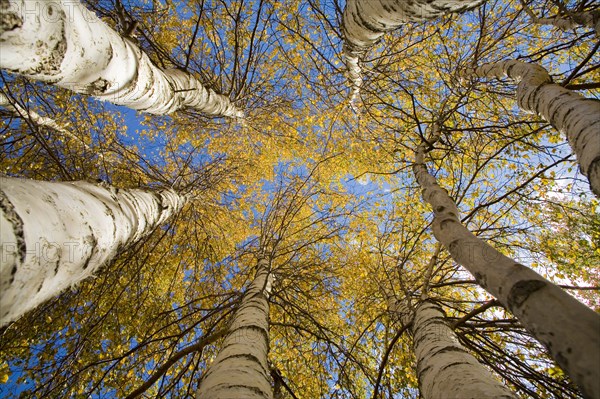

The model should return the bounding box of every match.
[0,0,599,398]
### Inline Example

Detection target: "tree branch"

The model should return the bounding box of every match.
[125,328,227,399]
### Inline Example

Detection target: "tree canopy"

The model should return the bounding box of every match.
[0,0,599,398]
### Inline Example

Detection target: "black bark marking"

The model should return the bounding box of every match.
[417,363,433,378]
[154,192,166,212]
[505,62,516,78]
[448,238,461,252]
[106,43,114,64]
[0,188,26,265]
[545,90,573,126]
[82,231,98,270]
[34,16,67,75]
[588,156,600,194]
[210,385,270,397]
[9,264,17,285]
[473,273,488,291]
[438,360,472,373]
[88,78,110,95]
[82,256,92,270]
[508,279,546,309]
[54,250,62,275]
[525,83,548,112]
[574,118,600,151]
[0,2,22,33]
[44,193,57,206]
[353,9,383,34]
[438,217,458,231]
[104,205,115,221]
[555,351,568,370]
[433,346,469,356]
[558,99,577,131]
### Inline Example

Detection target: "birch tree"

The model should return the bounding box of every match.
[520,2,600,35]
[465,60,600,197]
[0,0,242,118]
[389,297,516,399]
[196,163,351,398]
[0,90,103,162]
[196,256,274,399]
[341,0,483,105]
[412,124,600,399]
[0,0,598,397]
[0,175,186,325]
[381,248,516,398]
[1,92,71,137]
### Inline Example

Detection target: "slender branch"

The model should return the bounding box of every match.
[452,299,501,329]
[421,244,442,300]
[184,0,204,71]
[562,39,600,86]
[125,328,227,399]
[372,323,411,399]
[564,82,600,90]
[271,366,300,399]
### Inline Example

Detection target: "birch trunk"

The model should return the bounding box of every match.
[196,257,273,399]
[537,11,600,35]
[0,91,101,159]
[0,0,242,118]
[467,60,600,197]
[1,92,70,136]
[413,135,600,399]
[0,175,186,325]
[408,300,515,399]
[342,0,483,104]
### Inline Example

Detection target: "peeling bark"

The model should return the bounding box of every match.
[196,257,273,399]
[406,301,516,399]
[0,0,242,118]
[0,176,186,325]
[413,130,600,398]
[341,0,483,104]
[466,60,600,197]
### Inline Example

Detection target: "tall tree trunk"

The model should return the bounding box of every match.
[341,0,483,104]
[196,257,274,399]
[400,300,516,398]
[1,91,71,137]
[0,0,242,118]
[0,176,186,325]
[412,128,600,399]
[521,4,600,35]
[536,12,600,35]
[466,60,600,197]
[0,91,101,159]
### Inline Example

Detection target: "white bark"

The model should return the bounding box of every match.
[0,91,101,158]
[408,301,515,399]
[0,0,242,118]
[413,131,600,399]
[536,11,600,35]
[0,175,186,325]
[467,60,600,197]
[341,0,483,104]
[196,257,273,399]
[1,92,70,136]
